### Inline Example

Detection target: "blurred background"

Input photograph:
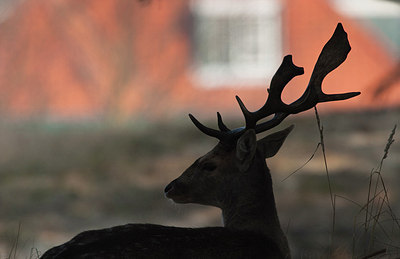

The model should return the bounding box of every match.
[0,0,399,258]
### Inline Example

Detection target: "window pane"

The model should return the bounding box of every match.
[229,16,259,64]
[191,0,282,87]
[195,17,230,65]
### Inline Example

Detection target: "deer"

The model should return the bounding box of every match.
[40,23,360,259]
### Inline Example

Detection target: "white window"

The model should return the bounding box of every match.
[190,0,282,87]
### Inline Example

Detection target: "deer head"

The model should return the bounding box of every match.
[164,126,294,207]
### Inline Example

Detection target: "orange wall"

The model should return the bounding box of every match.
[0,0,398,120]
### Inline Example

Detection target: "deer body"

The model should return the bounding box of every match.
[42,129,291,258]
[40,224,281,258]
[41,23,359,259]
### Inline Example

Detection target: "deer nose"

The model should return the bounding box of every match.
[164,180,176,195]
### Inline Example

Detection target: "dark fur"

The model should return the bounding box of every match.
[41,224,282,258]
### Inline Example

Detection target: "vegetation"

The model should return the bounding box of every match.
[1,108,399,258]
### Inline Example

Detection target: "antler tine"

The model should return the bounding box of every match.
[265,55,305,113]
[189,114,222,139]
[189,114,232,143]
[236,55,304,131]
[217,112,230,132]
[235,95,254,128]
[285,23,360,114]
[312,23,360,103]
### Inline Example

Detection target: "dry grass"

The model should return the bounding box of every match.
[1,108,399,258]
[312,108,399,258]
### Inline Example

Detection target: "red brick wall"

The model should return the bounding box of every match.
[0,0,397,120]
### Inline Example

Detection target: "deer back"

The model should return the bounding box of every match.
[41,224,282,259]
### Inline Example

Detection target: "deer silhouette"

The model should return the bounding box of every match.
[40,23,360,259]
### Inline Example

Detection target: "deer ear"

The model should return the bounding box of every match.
[236,129,257,172]
[257,125,294,158]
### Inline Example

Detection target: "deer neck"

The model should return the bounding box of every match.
[220,153,290,257]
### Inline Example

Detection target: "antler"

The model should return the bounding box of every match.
[190,23,360,144]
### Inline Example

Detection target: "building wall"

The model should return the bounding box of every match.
[0,0,398,120]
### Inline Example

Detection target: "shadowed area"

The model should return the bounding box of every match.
[1,109,399,258]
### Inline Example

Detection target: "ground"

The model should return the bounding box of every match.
[1,108,399,258]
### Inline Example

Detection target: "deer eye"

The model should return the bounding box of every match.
[201,162,217,172]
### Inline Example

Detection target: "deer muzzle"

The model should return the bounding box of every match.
[164,180,191,203]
